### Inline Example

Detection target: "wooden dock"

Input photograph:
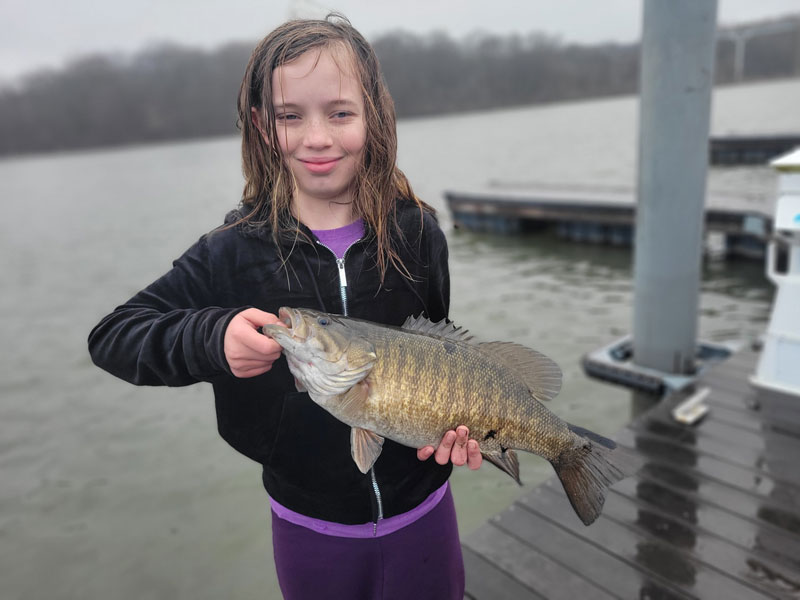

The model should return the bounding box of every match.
[445,185,773,259]
[462,347,800,599]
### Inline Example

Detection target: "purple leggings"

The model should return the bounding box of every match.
[271,486,465,599]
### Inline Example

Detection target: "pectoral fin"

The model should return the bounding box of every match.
[482,448,522,485]
[338,379,370,420]
[351,428,385,474]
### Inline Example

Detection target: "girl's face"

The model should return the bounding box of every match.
[268,46,367,218]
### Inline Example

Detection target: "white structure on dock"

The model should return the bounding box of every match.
[752,148,800,396]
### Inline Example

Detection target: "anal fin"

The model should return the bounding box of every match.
[482,448,522,485]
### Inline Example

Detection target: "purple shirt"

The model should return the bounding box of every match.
[311,219,365,258]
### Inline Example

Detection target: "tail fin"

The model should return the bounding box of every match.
[550,424,642,526]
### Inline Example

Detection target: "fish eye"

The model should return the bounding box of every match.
[318,317,329,326]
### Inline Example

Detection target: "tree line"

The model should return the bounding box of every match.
[1,20,798,157]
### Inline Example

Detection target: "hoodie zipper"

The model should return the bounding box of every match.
[315,238,384,536]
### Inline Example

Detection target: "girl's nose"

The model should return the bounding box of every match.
[303,118,333,148]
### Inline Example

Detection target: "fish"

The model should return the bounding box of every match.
[261,307,642,526]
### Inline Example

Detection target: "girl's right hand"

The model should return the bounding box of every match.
[224,308,286,378]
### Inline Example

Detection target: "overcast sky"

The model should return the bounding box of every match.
[2,0,799,84]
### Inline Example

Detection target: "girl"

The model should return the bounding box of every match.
[89,15,480,600]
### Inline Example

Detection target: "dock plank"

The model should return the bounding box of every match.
[702,398,800,441]
[629,421,800,488]
[617,431,800,516]
[462,545,544,600]
[636,464,800,539]
[465,520,616,600]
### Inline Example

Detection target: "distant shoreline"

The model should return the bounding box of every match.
[1,76,798,162]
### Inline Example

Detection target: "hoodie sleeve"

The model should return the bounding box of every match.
[88,235,247,386]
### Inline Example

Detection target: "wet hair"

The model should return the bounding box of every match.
[236,13,434,281]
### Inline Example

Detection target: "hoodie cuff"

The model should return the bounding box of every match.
[194,306,253,380]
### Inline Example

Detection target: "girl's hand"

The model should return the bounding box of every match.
[224,309,286,378]
[417,426,482,470]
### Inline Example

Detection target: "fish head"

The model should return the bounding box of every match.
[261,307,377,399]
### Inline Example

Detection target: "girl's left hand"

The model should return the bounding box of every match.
[417,426,482,470]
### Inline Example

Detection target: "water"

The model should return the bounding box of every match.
[1,78,794,599]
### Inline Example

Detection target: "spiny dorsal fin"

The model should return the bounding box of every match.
[401,315,474,343]
[478,342,562,402]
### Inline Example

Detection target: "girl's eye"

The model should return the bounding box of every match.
[332,111,351,119]
[275,114,299,122]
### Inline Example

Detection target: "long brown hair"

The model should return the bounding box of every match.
[236,14,433,281]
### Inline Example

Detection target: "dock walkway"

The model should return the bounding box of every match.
[462,347,800,599]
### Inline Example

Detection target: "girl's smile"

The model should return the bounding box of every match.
[300,157,342,174]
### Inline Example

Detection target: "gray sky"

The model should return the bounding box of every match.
[1,0,799,84]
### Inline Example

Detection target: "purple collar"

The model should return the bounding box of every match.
[311,219,365,259]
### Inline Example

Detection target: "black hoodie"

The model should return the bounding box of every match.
[88,199,452,524]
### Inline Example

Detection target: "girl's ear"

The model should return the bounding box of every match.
[251,107,269,145]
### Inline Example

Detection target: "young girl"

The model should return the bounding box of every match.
[88,15,481,600]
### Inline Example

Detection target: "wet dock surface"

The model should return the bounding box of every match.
[462,347,800,599]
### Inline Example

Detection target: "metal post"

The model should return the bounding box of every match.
[632,0,718,374]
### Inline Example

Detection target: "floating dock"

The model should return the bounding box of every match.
[445,185,773,259]
[710,135,800,166]
[462,346,800,599]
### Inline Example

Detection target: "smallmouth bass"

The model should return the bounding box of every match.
[262,307,641,525]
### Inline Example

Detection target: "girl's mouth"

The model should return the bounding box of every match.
[301,158,340,174]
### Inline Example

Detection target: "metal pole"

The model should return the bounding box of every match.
[632,0,718,374]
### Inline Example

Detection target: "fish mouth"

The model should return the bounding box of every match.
[261,307,305,343]
[277,306,295,329]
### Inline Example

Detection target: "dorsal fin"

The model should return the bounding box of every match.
[401,315,474,343]
[478,342,562,402]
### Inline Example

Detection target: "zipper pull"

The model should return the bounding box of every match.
[336,258,347,288]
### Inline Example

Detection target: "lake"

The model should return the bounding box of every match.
[1,77,796,599]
